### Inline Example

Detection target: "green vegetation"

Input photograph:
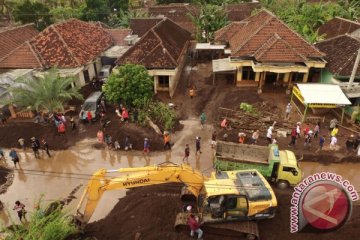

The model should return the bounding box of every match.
[240,102,257,116]
[259,0,360,43]
[12,0,53,30]
[136,99,176,130]
[107,9,148,28]
[3,202,77,240]
[7,67,83,113]
[102,64,154,106]
[190,4,229,42]
[102,64,175,130]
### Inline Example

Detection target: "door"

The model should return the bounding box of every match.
[225,196,248,218]
[271,162,279,181]
[83,70,90,83]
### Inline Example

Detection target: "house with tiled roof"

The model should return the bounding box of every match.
[129,18,162,37]
[315,34,360,102]
[102,28,133,62]
[318,17,360,39]
[148,3,199,35]
[213,9,326,92]
[0,19,114,87]
[0,24,39,73]
[117,18,191,97]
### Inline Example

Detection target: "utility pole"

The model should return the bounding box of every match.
[348,48,360,86]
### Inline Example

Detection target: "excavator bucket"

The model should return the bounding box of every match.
[174,212,260,240]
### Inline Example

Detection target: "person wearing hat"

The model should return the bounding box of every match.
[187,213,203,239]
[143,138,150,154]
[30,137,40,159]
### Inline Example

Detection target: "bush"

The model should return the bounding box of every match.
[240,102,257,116]
[135,99,176,131]
[3,202,77,240]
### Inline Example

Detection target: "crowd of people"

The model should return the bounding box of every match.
[0,136,52,169]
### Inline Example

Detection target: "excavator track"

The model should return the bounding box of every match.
[174,213,259,240]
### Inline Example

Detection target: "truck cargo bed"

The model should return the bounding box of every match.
[216,141,269,165]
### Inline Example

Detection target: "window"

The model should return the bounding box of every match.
[158,75,169,87]
[242,67,255,81]
[291,72,304,82]
[283,166,298,176]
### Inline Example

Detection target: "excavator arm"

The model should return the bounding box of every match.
[76,163,207,224]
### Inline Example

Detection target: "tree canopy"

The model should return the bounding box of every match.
[190,4,229,43]
[7,67,83,113]
[102,64,154,106]
[12,0,53,30]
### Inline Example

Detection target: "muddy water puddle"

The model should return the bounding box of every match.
[1,119,359,225]
[0,120,216,224]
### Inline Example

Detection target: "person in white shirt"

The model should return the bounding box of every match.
[267,126,273,144]
[330,136,337,150]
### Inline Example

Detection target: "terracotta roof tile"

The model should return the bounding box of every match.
[117,18,191,69]
[318,17,360,39]
[254,34,306,62]
[106,28,132,45]
[225,3,261,22]
[315,35,360,76]
[0,19,113,69]
[0,42,42,69]
[215,22,246,43]
[130,18,162,37]
[148,4,198,34]
[217,10,324,62]
[0,24,39,60]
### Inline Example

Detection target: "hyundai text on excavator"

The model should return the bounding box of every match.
[76,163,277,239]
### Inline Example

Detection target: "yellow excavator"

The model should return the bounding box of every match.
[76,163,277,239]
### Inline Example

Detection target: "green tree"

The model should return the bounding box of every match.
[81,0,111,22]
[13,0,53,31]
[102,64,154,106]
[7,67,83,113]
[107,9,148,28]
[189,4,229,42]
[50,5,84,21]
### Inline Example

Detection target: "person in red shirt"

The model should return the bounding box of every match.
[122,107,129,122]
[303,124,310,137]
[288,128,297,147]
[87,111,92,124]
[187,214,203,239]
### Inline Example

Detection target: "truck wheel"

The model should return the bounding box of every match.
[246,233,256,240]
[276,180,289,189]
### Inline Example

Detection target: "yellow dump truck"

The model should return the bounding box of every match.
[214,141,302,189]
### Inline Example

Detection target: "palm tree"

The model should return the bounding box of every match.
[7,67,83,113]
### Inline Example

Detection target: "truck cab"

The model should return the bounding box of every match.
[269,145,302,189]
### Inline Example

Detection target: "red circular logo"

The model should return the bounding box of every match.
[301,183,350,230]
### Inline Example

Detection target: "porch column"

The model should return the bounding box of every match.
[255,72,260,82]
[154,76,158,94]
[236,67,242,84]
[302,72,309,83]
[258,72,265,93]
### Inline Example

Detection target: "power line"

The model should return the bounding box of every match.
[1,168,359,193]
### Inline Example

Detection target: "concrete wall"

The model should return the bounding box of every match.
[75,72,86,87]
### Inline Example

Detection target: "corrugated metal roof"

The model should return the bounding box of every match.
[297,83,351,105]
[212,58,236,73]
